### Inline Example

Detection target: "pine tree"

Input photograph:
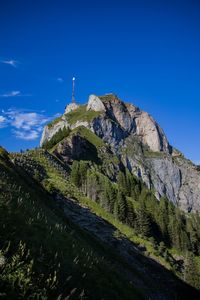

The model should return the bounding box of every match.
[101,178,111,212]
[126,200,135,227]
[184,252,200,289]
[158,241,166,256]
[117,171,127,194]
[117,190,127,222]
[71,161,80,186]
[157,197,169,243]
[108,184,116,213]
[86,170,99,201]
[42,127,70,149]
[136,202,151,237]
[113,200,119,220]
[79,161,88,192]
[99,177,116,213]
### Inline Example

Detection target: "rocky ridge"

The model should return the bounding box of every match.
[40,94,200,212]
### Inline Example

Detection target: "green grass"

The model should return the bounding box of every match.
[3,148,200,299]
[47,115,63,129]
[65,105,101,125]
[144,150,166,158]
[71,126,105,148]
[31,150,171,272]
[0,151,142,300]
[98,94,119,102]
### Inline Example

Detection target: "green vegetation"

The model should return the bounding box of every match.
[144,150,166,158]
[65,105,101,125]
[42,127,71,150]
[47,115,63,129]
[98,94,119,102]
[72,126,105,148]
[0,146,9,161]
[69,159,200,289]
[0,150,142,300]
[2,138,200,298]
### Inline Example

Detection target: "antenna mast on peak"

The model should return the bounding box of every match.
[72,77,76,103]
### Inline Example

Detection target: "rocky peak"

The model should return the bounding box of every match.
[65,103,79,114]
[41,93,170,153]
[87,95,106,112]
[39,93,200,212]
[87,94,170,153]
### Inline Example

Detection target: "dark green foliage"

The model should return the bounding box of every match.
[158,241,166,256]
[100,177,116,213]
[3,140,200,294]
[117,171,127,194]
[136,202,151,237]
[47,116,63,128]
[71,160,80,186]
[0,152,141,300]
[184,253,200,289]
[116,191,127,222]
[42,127,71,150]
[168,210,190,252]
[126,200,136,227]
[0,146,9,160]
[71,159,200,271]
[117,169,142,199]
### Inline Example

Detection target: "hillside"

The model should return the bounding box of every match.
[1,94,200,299]
[0,147,142,299]
[0,145,200,299]
[41,94,200,213]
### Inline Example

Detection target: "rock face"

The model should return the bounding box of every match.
[53,134,100,164]
[64,103,79,114]
[40,93,200,212]
[134,111,170,153]
[40,118,66,147]
[87,95,106,112]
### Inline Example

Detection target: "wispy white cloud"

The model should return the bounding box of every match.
[0,115,6,128]
[0,116,6,123]
[0,91,31,98]
[0,91,21,97]
[1,59,19,68]
[13,129,39,140]
[0,108,54,140]
[57,77,64,83]
[9,111,49,130]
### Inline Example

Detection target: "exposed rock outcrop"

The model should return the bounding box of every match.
[40,118,66,147]
[87,95,106,112]
[134,111,170,153]
[64,103,79,114]
[40,93,200,212]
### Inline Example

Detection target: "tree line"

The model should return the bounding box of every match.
[70,160,200,289]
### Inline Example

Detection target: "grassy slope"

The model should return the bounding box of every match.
[71,126,105,148]
[1,126,200,299]
[0,151,142,300]
[17,149,200,299]
[65,105,101,125]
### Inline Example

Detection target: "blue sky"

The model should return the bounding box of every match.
[0,0,200,163]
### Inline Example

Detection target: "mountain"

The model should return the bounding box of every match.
[41,94,200,213]
[1,94,200,299]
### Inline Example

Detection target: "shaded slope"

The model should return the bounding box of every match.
[3,147,200,299]
[0,149,142,300]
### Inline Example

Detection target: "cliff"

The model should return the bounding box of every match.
[40,94,200,212]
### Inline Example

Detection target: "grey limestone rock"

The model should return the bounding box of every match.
[40,93,200,212]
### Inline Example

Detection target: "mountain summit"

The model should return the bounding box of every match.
[41,94,170,153]
[1,94,200,299]
[40,94,200,212]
